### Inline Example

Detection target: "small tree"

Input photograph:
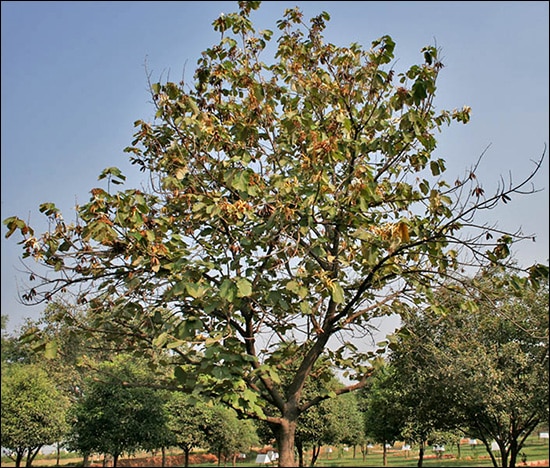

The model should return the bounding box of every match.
[66,355,168,467]
[4,2,547,465]
[325,393,364,458]
[202,405,259,467]
[300,391,364,467]
[361,362,404,467]
[164,392,208,468]
[1,363,70,468]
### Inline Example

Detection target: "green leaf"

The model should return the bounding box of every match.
[39,203,59,216]
[186,282,208,299]
[3,216,28,238]
[285,280,300,293]
[44,340,58,359]
[236,278,253,297]
[329,281,345,304]
[220,279,237,302]
[174,366,187,385]
[98,166,126,183]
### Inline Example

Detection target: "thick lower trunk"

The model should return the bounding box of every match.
[276,418,297,467]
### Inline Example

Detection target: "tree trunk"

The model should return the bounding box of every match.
[184,448,190,468]
[296,439,304,467]
[417,442,424,468]
[275,418,297,467]
[509,437,519,468]
[310,445,321,467]
[113,453,119,468]
[26,447,40,468]
[15,452,23,468]
[161,447,166,468]
[383,443,387,467]
[500,447,509,468]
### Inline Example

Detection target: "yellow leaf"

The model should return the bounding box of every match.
[398,222,409,242]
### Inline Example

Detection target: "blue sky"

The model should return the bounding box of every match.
[1,1,549,335]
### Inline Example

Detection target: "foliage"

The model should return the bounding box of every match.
[164,392,209,467]
[1,363,70,468]
[360,362,405,466]
[65,355,168,468]
[389,269,549,468]
[202,404,259,465]
[295,386,363,466]
[3,1,547,466]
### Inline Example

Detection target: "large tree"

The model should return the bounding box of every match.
[3,2,547,466]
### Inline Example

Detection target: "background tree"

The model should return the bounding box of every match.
[386,310,465,468]
[3,2,547,465]
[360,362,404,467]
[164,392,209,468]
[325,392,364,459]
[66,355,168,468]
[389,269,549,468]
[1,315,9,363]
[202,404,259,467]
[294,384,362,467]
[1,363,70,468]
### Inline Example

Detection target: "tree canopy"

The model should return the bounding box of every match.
[3,2,547,466]
[389,269,549,468]
[1,363,70,468]
[65,355,168,468]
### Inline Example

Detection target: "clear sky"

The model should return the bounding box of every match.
[1,1,549,335]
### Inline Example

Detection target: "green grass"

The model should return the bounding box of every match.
[2,437,548,467]
[301,438,550,468]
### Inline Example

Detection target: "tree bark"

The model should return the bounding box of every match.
[310,445,321,467]
[275,417,297,467]
[296,439,304,467]
[417,441,425,468]
[184,447,190,468]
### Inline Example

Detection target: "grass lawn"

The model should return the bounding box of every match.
[299,438,550,468]
[1,437,548,467]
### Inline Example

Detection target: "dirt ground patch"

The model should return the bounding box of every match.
[89,453,218,467]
